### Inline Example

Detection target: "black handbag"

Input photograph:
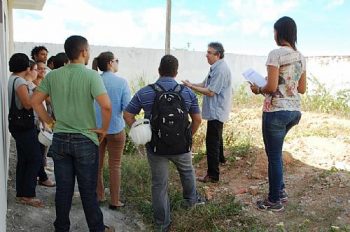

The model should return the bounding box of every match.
[8,77,35,133]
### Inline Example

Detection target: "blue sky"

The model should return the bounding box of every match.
[13,0,349,56]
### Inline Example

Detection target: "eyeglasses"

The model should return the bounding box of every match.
[206,50,218,55]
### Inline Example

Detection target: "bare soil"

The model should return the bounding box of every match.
[194,109,350,231]
[6,108,350,231]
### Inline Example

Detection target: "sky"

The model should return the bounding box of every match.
[13,0,350,56]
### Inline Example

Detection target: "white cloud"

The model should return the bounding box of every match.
[14,0,166,48]
[326,0,344,9]
[227,0,298,36]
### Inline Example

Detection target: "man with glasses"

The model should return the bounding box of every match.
[182,42,232,183]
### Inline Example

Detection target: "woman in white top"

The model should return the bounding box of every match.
[25,61,55,188]
[250,16,307,211]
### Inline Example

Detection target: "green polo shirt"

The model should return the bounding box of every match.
[37,63,107,145]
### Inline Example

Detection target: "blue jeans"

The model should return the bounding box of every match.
[49,133,104,232]
[147,151,197,232]
[11,128,41,197]
[262,111,301,202]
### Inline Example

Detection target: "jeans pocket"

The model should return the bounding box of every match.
[49,139,65,161]
[73,141,98,165]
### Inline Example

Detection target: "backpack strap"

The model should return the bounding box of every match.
[149,83,165,93]
[10,77,20,112]
[149,83,185,93]
[173,84,184,93]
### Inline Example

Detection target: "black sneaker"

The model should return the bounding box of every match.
[195,193,206,206]
[257,198,284,212]
[280,189,288,203]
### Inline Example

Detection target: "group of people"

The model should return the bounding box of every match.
[8,16,306,232]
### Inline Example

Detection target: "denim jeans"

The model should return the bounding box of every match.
[262,111,301,202]
[147,151,197,232]
[49,133,104,232]
[11,128,41,197]
[206,120,224,180]
[37,130,48,182]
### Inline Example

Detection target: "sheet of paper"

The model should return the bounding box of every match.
[242,68,267,87]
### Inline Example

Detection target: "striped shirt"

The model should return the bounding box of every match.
[125,77,200,118]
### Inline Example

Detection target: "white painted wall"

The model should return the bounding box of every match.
[0,1,10,231]
[14,42,267,91]
[14,42,350,94]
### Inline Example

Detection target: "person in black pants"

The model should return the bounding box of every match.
[182,42,233,183]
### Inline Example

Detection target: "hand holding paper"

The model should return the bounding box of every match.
[242,68,267,87]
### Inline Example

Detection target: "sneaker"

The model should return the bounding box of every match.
[256,198,284,212]
[280,189,288,203]
[194,193,206,206]
[197,175,219,183]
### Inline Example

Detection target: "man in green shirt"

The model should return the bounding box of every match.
[32,35,114,232]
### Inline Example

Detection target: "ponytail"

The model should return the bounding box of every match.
[92,57,99,71]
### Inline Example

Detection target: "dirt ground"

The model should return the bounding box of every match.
[6,108,350,231]
[194,109,350,231]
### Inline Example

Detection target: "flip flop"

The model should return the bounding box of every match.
[17,197,44,208]
[38,180,56,187]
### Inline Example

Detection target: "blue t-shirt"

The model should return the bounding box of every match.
[202,59,232,123]
[95,71,131,134]
[125,77,200,118]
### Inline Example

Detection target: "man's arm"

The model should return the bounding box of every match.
[190,113,202,135]
[93,93,112,143]
[123,111,136,127]
[31,91,55,125]
[182,80,215,97]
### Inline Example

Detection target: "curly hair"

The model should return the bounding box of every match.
[31,46,48,60]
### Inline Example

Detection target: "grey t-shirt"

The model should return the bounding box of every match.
[8,74,28,110]
[201,59,233,123]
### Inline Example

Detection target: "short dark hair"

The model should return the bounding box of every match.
[92,51,114,72]
[9,53,30,72]
[274,16,297,50]
[53,52,69,69]
[158,55,178,77]
[31,46,48,60]
[47,56,55,65]
[64,35,88,60]
[208,42,225,59]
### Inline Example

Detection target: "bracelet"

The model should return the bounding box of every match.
[47,120,56,129]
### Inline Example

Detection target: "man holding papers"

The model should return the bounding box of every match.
[182,42,232,183]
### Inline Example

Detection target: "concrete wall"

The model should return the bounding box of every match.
[1,1,10,231]
[14,42,267,91]
[15,42,350,94]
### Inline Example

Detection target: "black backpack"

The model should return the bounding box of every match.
[149,83,192,155]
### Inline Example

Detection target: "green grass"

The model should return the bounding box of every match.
[102,150,265,231]
[112,75,350,231]
[171,195,262,232]
[301,75,350,117]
